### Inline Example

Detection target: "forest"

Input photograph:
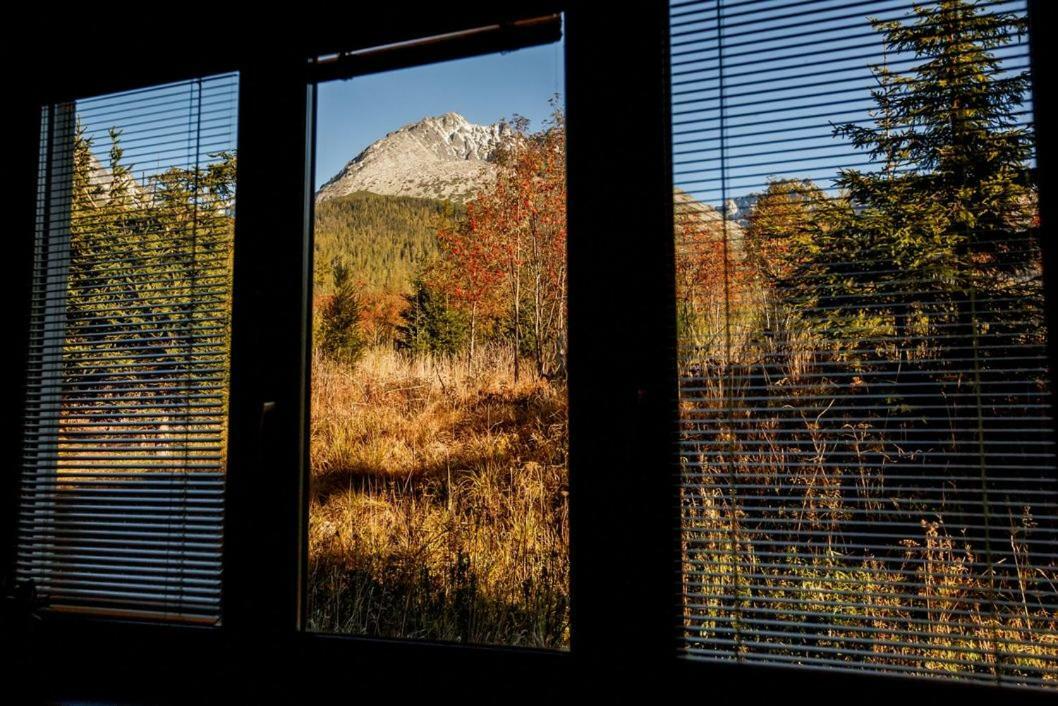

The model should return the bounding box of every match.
[313,191,453,295]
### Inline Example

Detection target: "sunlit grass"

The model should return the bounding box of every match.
[307,345,569,647]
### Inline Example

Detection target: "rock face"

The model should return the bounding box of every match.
[674,187,745,248]
[316,112,516,204]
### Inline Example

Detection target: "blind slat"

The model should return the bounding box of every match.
[15,73,239,625]
[672,0,1056,689]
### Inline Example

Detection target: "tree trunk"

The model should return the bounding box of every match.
[469,303,477,370]
[513,260,521,385]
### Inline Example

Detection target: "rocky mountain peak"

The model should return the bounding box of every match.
[316,112,517,204]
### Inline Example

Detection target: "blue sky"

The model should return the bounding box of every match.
[70,1,1032,208]
[670,0,1032,203]
[76,74,239,181]
[314,41,565,188]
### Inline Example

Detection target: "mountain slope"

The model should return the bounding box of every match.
[316,112,515,204]
[314,191,461,295]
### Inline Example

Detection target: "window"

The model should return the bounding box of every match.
[3,2,1054,701]
[306,30,569,648]
[16,75,239,623]
[672,0,1057,688]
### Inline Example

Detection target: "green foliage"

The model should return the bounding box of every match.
[776,0,1037,351]
[687,0,1045,563]
[743,179,823,286]
[313,191,462,296]
[66,125,236,394]
[319,259,367,364]
[396,277,467,356]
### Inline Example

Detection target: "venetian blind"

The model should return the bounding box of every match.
[671,0,1057,688]
[16,74,239,623]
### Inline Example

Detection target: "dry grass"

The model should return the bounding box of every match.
[307,345,569,648]
[682,483,1058,682]
[678,327,1058,685]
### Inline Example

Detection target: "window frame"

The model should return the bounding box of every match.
[1,1,1055,702]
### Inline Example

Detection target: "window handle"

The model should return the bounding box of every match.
[1,578,43,639]
[258,401,277,458]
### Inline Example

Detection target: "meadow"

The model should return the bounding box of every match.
[677,318,1058,683]
[307,345,570,647]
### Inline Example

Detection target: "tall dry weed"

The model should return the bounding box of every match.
[308,345,569,647]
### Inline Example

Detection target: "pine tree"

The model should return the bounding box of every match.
[66,128,237,392]
[396,276,467,356]
[813,0,1036,351]
[319,259,366,364]
[778,0,1039,540]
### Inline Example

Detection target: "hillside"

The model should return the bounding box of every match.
[313,190,460,295]
[313,187,743,298]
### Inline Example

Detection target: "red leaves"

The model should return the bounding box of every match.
[430,117,567,372]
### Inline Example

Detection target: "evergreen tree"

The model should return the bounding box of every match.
[396,276,467,356]
[319,259,366,364]
[774,0,1039,539]
[66,127,237,396]
[785,0,1036,352]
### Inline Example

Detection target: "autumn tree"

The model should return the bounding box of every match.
[431,199,507,366]
[675,192,738,355]
[429,103,567,380]
[500,106,567,379]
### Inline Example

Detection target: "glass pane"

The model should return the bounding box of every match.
[17,75,238,623]
[308,38,569,648]
[672,0,1058,688]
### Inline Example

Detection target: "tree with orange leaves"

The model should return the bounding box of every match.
[431,198,507,365]
[429,103,567,380]
[674,191,752,355]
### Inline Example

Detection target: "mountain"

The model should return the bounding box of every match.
[674,187,745,251]
[316,112,516,204]
[724,194,758,228]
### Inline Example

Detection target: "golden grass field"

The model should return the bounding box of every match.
[677,330,1058,683]
[304,345,1057,678]
[307,346,570,647]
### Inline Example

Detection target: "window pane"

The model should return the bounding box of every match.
[672,0,1058,687]
[308,41,569,648]
[17,74,239,623]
